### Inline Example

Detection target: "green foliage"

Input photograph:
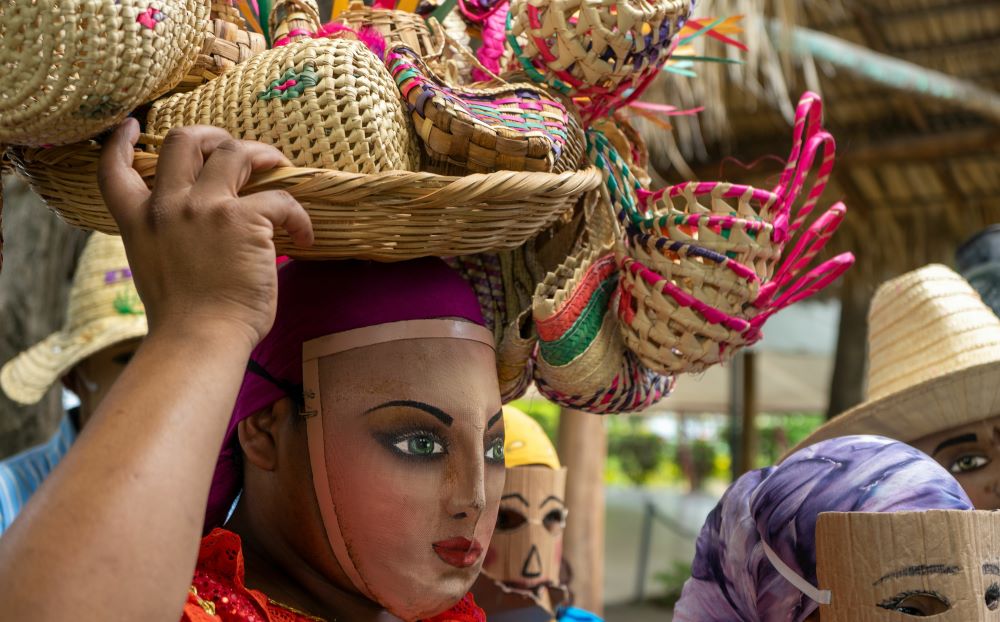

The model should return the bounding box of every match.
[608,418,667,487]
[652,560,693,608]
[509,398,560,446]
[755,413,825,467]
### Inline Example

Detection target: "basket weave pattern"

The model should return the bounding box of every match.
[506,0,691,109]
[148,37,421,173]
[175,1,268,92]
[0,0,208,146]
[335,3,440,56]
[9,142,601,261]
[613,93,854,374]
[388,45,578,174]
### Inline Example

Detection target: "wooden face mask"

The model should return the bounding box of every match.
[483,465,568,592]
[816,510,1000,620]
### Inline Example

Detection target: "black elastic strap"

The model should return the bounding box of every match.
[246,359,305,408]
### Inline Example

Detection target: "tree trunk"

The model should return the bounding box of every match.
[826,280,870,420]
[557,408,607,615]
[0,175,87,458]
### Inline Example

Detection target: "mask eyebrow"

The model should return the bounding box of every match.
[933,433,979,455]
[488,409,503,429]
[984,563,1000,576]
[541,495,565,507]
[501,493,529,506]
[873,565,961,586]
[364,400,453,427]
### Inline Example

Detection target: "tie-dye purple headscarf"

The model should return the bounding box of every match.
[673,435,973,622]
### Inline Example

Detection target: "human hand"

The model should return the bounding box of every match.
[98,119,314,350]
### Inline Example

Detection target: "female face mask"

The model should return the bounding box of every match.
[303,319,505,621]
[816,510,1000,620]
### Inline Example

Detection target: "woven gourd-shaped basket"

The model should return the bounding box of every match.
[148,37,420,172]
[175,1,268,92]
[615,93,854,374]
[0,0,209,147]
[507,0,691,109]
[388,45,582,174]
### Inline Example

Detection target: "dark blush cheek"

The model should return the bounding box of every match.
[483,546,497,568]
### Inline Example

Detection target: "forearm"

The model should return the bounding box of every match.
[0,323,253,622]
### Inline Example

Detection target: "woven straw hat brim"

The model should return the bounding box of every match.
[0,316,147,405]
[786,359,1000,458]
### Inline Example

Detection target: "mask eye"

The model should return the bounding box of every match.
[949,454,990,474]
[878,591,950,616]
[496,508,527,531]
[542,509,567,532]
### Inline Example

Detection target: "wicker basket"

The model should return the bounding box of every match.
[387,44,582,174]
[7,141,602,261]
[335,2,441,58]
[614,93,855,374]
[174,1,268,93]
[147,37,421,173]
[507,0,691,113]
[0,0,209,147]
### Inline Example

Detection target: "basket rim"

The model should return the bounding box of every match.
[8,142,602,202]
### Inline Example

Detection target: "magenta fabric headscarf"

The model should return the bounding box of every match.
[204,258,486,529]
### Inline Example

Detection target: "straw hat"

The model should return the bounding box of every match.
[790,264,1000,452]
[503,405,561,470]
[0,233,147,405]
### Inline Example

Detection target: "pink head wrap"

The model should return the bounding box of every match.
[205,258,486,529]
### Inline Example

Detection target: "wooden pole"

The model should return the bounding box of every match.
[557,408,606,615]
[827,282,870,419]
[738,350,758,475]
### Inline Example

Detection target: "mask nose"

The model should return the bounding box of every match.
[444,453,487,521]
[522,545,543,578]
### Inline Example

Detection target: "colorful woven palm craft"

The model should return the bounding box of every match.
[506,0,692,118]
[387,44,579,173]
[605,92,855,374]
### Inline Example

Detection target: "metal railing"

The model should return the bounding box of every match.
[633,497,698,603]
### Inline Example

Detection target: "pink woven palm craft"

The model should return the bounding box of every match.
[614,92,855,374]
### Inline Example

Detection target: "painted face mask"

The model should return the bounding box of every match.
[484,465,568,589]
[477,405,568,618]
[816,510,1000,620]
[303,319,504,622]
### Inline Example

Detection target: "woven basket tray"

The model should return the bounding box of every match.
[7,142,602,261]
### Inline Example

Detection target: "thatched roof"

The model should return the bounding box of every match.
[638,0,1000,296]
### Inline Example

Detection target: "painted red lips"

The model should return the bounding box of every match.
[432,537,484,569]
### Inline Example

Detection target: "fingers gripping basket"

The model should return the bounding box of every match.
[611,93,855,374]
[148,37,421,172]
[0,0,209,146]
[8,142,602,260]
[507,0,691,114]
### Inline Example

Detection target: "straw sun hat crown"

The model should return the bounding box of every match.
[0,233,148,405]
[791,264,1000,452]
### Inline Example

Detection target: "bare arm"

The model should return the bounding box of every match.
[0,120,313,622]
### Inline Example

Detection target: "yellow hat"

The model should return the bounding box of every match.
[503,405,561,469]
[0,233,147,405]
